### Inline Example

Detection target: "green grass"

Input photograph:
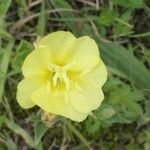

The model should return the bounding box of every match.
[0,0,150,149]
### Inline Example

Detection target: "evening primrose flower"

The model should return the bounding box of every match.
[17,31,107,122]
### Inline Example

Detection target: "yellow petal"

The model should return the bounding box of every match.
[17,76,46,109]
[76,83,104,112]
[22,46,52,77]
[65,36,100,72]
[69,60,107,113]
[69,84,104,114]
[64,103,88,122]
[31,84,88,122]
[69,92,91,113]
[82,60,108,88]
[37,31,76,64]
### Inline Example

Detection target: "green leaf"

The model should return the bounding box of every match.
[0,28,13,39]
[85,117,101,134]
[145,100,150,118]
[120,10,133,22]
[34,115,48,145]
[15,0,27,9]
[99,9,118,26]
[0,115,5,129]
[143,130,150,150]
[114,10,133,36]
[0,40,14,103]
[5,138,18,150]
[12,40,33,70]
[114,23,132,36]
[103,81,144,123]
[108,85,143,121]
[0,0,12,18]
[66,121,91,149]
[126,143,140,150]
[100,42,150,95]
[4,118,34,147]
[36,0,46,36]
[113,0,144,8]
[51,0,75,31]
[100,105,116,119]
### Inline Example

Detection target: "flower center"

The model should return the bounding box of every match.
[48,63,73,91]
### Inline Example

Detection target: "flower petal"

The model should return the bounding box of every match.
[69,60,107,113]
[31,84,88,122]
[65,36,100,72]
[64,102,88,122]
[76,84,104,112]
[22,46,52,77]
[69,85,104,114]
[17,76,46,109]
[37,31,76,64]
[69,92,91,113]
[81,60,108,88]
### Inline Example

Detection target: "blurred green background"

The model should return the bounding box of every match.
[0,0,150,149]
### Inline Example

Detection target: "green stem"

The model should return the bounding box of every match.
[66,121,92,150]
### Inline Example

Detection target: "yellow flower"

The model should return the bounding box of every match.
[17,31,107,122]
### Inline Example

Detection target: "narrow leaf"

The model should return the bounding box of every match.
[0,0,12,18]
[0,39,14,103]
[12,40,33,70]
[34,119,48,145]
[5,118,34,147]
[36,0,46,36]
[100,42,150,95]
[51,0,75,31]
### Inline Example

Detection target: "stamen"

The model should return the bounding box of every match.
[62,72,70,91]
[48,63,71,90]
[53,73,59,86]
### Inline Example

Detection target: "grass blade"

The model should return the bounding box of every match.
[51,0,75,31]
[0,39,14,102]
[0,0,12,18]
[36,0,46,36]
[5,118,34,147]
